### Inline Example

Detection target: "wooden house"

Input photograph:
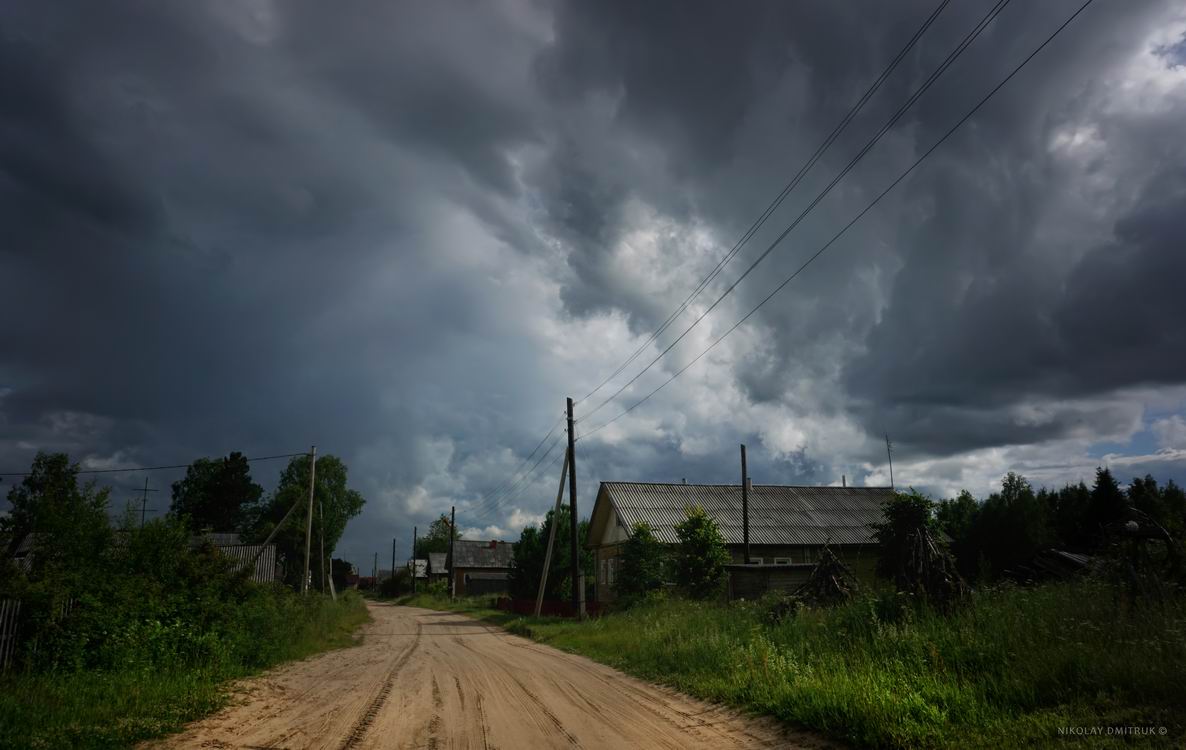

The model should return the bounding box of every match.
[586,481,893,603]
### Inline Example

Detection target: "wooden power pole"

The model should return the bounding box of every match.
[885,434,895,490]
[741,444,750,564]
[136,476,158,528]
[535,447,570,616]
[411,526,418,594]
[391,537,396,586]
[566,397,580,615]
[302,446,317,594]
[448,506,456,599]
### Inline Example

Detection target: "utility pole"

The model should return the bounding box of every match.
[373,552,378,585]
[318,501,327,593]
[566,397,580,616]
[302,446,317,595]
[535,447,570,616]
[741,444,750,564]
[135,476,158,528]
[885,434,895,490]
[391,537,397,587]
[411,526,418,594]
[448,506,456,599]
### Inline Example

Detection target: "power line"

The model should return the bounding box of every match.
[573,0,954,410]
[473,438,570,525]
[0,451,308,477]
[469,436,566,522]
[578,0,1014,427]
[466,416,564,513]
[578,0,1097,441]
[465,0,954,528]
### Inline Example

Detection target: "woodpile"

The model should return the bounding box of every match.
[897,527,967,610]
[795,546,858,606]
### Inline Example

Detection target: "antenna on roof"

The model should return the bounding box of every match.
[885,434,895,490]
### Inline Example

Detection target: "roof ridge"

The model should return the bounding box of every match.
[602,481,893,490]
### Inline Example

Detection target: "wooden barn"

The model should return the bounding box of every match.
[586,481,893,603]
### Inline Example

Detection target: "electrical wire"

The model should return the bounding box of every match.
[578,0,1097,441]
[573,0,954,409]
[578,0,1015,426]
[0,451,309,478]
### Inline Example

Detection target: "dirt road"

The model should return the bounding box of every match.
[151,601,833,749]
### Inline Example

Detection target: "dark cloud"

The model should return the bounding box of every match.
[2,0,1184,569]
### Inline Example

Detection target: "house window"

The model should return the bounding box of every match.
[600,559,607,585]
[773,557,791,565]
[750,557,764,565]
[607,558,616,586]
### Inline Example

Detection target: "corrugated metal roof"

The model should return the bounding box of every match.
[600,482,892,546]
[452,539,513,569]
[192,533,244,547]
[213,544,279,584]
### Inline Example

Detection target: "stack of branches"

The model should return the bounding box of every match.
[795,545,858,607]
[897,527,967,611]
[1101,507,1181,607]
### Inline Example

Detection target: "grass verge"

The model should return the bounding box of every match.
[0,589,369,750]
[398,582,1185,748]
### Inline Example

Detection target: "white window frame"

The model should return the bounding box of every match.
[773,557,791,565]
[607,557,616,586]
[750,556,764,565]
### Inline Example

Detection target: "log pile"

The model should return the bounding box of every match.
[898,527,967,611]
[795,546,858,606]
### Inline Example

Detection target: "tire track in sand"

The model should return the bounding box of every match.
[336,619,422,750]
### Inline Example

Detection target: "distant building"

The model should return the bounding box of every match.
[450,539,513,596]
[407,558,428,579]
[586,482,894,603]
[427,552,448,581]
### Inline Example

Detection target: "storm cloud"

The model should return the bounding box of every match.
[3,0,1186,569]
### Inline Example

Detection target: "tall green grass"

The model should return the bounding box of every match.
[405,583,1186,748]
[0,589,368,750]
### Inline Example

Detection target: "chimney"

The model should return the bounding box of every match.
[681,478,686,484]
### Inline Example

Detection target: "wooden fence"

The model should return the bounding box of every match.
[0,597,77,672]
[0,599,20,671]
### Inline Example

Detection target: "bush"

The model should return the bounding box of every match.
[615,522,667,603]
[673,505,730,598]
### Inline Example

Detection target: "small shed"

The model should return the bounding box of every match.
[427,553,448,580]
[450,539,513,596]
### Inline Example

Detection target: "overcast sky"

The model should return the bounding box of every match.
[3,0,1186,571]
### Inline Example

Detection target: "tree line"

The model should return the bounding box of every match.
[935,467,1184,582]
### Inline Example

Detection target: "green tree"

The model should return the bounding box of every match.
[615,522,667,601]
[936,490,980,579]
[414,513,459,558]
[243,454,365,590]
[0,452,111,589]
[872,489,937,580]
[673,506,729,598]
[1086,467,1127,546]
[968,473,1050,578]
[170,452,263,533]
[506,504,593,600]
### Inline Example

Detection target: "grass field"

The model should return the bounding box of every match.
[400,582,1186,748]
[0,589,369,750]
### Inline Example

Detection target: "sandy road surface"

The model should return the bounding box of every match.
[150,601,836,750]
